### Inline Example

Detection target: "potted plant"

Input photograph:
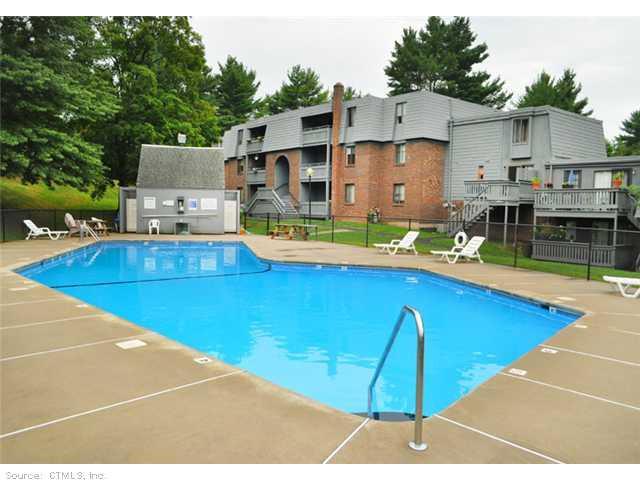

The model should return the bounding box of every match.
[612,172,625,188]
[544,181,554,189]
[368,207,380,224]
[531,176,542,190]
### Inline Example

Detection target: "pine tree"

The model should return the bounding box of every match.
[612,109,640,155]
[343,86,362,100]
[212,56,260,132]
[517,68,592,116]
[384,17,511,108]
[0,17,119,195]
[267,65,329,114]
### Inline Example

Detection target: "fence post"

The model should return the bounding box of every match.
[1,210,5,242]
[408,218,412,231]
[365,216,369,247]
[512,222,519,268]
[587,233,593,281]
[243,211,248,231]
[277,212,280,225]
[266,213,270,235]
[331,215,335,243]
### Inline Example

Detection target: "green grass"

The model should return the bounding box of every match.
[242,215,640,282]
[1,177,119,210]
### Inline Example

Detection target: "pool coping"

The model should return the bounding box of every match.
[1,234,638,463]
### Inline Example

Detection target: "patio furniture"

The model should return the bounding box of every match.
[270,223,318,240]
[65,213,99,240]
[149,219,160,235]
[431,236,485,264]
[89,217,110,236]
[23,220,68,240]
[374,231,420,255]
[603,276,640,299]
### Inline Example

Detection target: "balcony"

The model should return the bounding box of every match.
[299,163,330,181]
[246,168,266,184]
[298,201,331,218]
[246,138,264,154]
[302,126,331,146]
[534,188,634,217]
[464,180,533,204]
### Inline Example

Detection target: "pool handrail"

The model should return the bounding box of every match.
[367,305,427,451]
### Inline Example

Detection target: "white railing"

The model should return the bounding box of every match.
[534,188,634,213]
[302,126,331,145]
[531,240,618,267]
[464,180,532,203]
[298,201,330,217]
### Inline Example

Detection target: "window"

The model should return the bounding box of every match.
[347,107,356,127]
[237,130,244,145]
[512,118,529,144]
[344,184,355,204]
[395,103,406,124]
[563,169,581,188]
[346,145,356,166]
[393,184,406,204]
[237,159,244,176]
[395,143,406,165]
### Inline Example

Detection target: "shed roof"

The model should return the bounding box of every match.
[136,145,225,189]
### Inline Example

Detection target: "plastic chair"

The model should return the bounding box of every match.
[148,219,160,235]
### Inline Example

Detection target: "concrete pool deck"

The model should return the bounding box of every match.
[0,234,638,463]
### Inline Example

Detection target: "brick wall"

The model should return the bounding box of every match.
[265,149,301,202]
[225,159,245,200]
[332,139,447,220]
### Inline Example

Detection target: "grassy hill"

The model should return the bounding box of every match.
[1,177,119,210]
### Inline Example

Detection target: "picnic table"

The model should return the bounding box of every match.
[269,223,318,241]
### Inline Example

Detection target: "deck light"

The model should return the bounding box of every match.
[306,167,315,222]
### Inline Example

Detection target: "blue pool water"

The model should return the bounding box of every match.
[18,241,579,416]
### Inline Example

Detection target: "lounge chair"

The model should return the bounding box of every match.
[374,231,420,255]
[23,220,68,240]
[65,213,99,240]
[603,276,640,299]
[431,236,485,264]
[90,217,110,236]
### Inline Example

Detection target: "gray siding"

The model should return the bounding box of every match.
[449,121,504,199]
[136,188,225,234]
[550,159,640,188]
[548,109,607,162]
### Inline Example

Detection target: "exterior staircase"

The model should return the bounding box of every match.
[245,187,299,217]
[447,184,492,236]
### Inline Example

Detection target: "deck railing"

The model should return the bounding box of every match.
[464,180,533,203]
[530,240,631,267]
[299,163,330,181]
[534,188,634,213]
[246,138,264,153]
[246,168,266,184]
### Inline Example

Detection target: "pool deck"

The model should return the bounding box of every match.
[1,233,638,464]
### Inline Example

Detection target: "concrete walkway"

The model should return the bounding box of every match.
[0,234,638,463]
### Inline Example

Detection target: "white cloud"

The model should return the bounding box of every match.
[193,16,640,138]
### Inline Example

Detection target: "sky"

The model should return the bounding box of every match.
[192,16,640,139]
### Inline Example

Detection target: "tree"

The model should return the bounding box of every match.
[384,17,511,109]
[609,109,640,156]
[93,16,219,186]
[266,65,329,114]
[212,56,260,132]
[0,17,119,195]
[343,86,362,100]
[517,68,592,116]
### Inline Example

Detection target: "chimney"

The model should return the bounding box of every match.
[330,83,344,218]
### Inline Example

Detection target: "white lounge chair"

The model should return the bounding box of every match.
[431,236,485,264]
[603,276,640,299]
[23,220,68,240]
[374,231,420,255]
[148,219,160,235]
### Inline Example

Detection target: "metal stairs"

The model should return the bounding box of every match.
[245,187,299,217]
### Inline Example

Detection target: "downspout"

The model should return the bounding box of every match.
[447,99,454,216]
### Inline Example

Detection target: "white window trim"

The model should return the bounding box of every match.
[395,143,406,165]
[345,184,356,204]
[512,118,530,145]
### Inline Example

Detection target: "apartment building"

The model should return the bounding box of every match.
[223,83,640,269]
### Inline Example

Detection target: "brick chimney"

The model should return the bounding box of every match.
[330,83,344,217]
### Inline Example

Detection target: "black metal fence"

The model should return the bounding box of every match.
[241,212,640,279]
[0,209,118,242]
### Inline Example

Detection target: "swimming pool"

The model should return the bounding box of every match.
[18,241,579,417]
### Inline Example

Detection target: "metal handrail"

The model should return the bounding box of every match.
[368,305,427,452]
